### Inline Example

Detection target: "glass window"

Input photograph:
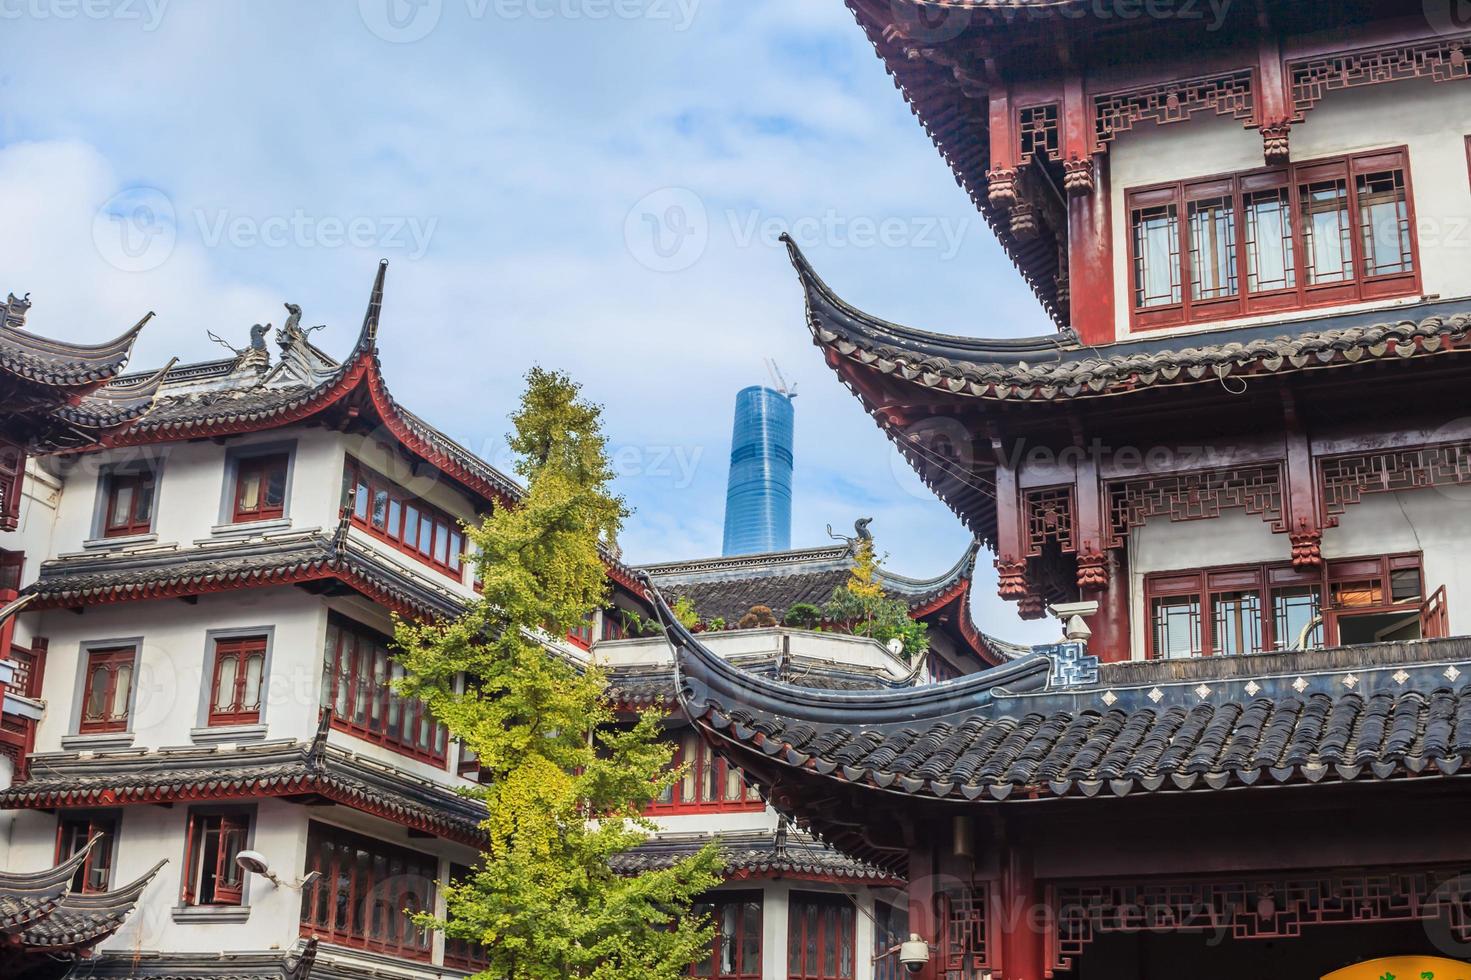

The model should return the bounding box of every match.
[1151,596,1201,659]
[1132,203,1181,308]
[233,453,289,522]
[1299,176,1353,285]
[57,814,117,893]
[1357,168,1412,276]
[104,470,156,537]
[789,893,856,980]
[1243,187,1295,292]
[1211,590,1262,656]
[209,635,266,726]
[79,647,135,733]
[183,811,249,906]
[300,821,436,960]
[1188,196,1237,300]
[1272,586,1323,650]
[690,893,761,979]
[323,616,446,764]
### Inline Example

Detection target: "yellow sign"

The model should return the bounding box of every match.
[1322,956,1470,980]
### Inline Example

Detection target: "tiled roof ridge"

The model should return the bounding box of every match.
[787,235,1471,402]
[612,827,901,884]
[0,309,153,388]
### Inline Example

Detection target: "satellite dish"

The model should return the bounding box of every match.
[886,638,905,656]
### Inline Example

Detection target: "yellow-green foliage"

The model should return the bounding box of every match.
[394,368,721,980]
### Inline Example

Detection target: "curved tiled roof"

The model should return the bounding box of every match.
[24,525,466,620]
[0,312,150,388]
[0,840,98,933]
[21,861,165,950]
[612,829,901,885]
[665,581,1471,808]
[643,537,1003,664]
[1,736,489,846]
[788,235,1471,404]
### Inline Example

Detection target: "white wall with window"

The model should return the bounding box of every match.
[1110,79,1471,341]
[1126,486,1471,660]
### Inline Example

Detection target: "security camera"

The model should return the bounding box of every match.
[899,934,930,973]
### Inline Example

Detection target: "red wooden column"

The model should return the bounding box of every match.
[991,431,1028,605]
[999,842,1045,980]
[908,839,941,980]
[1066,154,1114,346]
[987,83,1019,211]
[1255,1,1291,163]
[1281,389,1322,568]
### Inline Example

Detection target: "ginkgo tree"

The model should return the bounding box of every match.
[394,368,721,980]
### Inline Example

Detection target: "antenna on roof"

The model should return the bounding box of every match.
[764,358,797,398]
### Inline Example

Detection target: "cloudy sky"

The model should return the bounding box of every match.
[3,0,1058,644]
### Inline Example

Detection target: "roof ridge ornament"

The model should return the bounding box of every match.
[357,258,389,356]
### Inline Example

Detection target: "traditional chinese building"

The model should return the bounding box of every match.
[664,2,1471,978]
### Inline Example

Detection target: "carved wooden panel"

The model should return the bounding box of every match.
[1319,441,1471,525]
[1049,866,1471,972]
[1093,71,1254,151]
[1291,34,1471,118]
[1024,485,1076,557]
[1017,102,1060,165]
[0,440,23,533]
[941,887,991,977]
[1105,465,1286,547]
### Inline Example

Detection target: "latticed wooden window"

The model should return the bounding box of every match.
[79,647,135,733]
[299,822,436,961]
[209,635,266,726]
[321,615,448,765]
[1127,148,1417,331]
[648,731,762,813]
[233,453,288,522]
[344,457,465,576]
[690,892,762,979]
[788,893,856,980]
[103,470,156,537]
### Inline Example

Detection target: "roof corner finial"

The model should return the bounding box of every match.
[3,292,32,330]
[359,258,389,353]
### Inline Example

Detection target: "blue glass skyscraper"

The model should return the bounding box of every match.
[721,385,794,555]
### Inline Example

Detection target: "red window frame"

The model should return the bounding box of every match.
[232,453,289,523]
[1145,552,1435,658]
[56,813,118,894]
[102,470,157,537]
[567,611,596,649]
[321,615,448,766]
[343,458,466,577]
[181,809,249,906]
[789,892,857,980]
[78,646,136,733]
[648,731,763,814]
[0,548,22,593]
[208,635,267,727]
[1126,148,1420,332]
[690,891,762,979]
[300,821,437,961]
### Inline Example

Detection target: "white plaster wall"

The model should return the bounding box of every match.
[1126,486,1471,658]
[1109,78,1471,341]
[29,586,328,752]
